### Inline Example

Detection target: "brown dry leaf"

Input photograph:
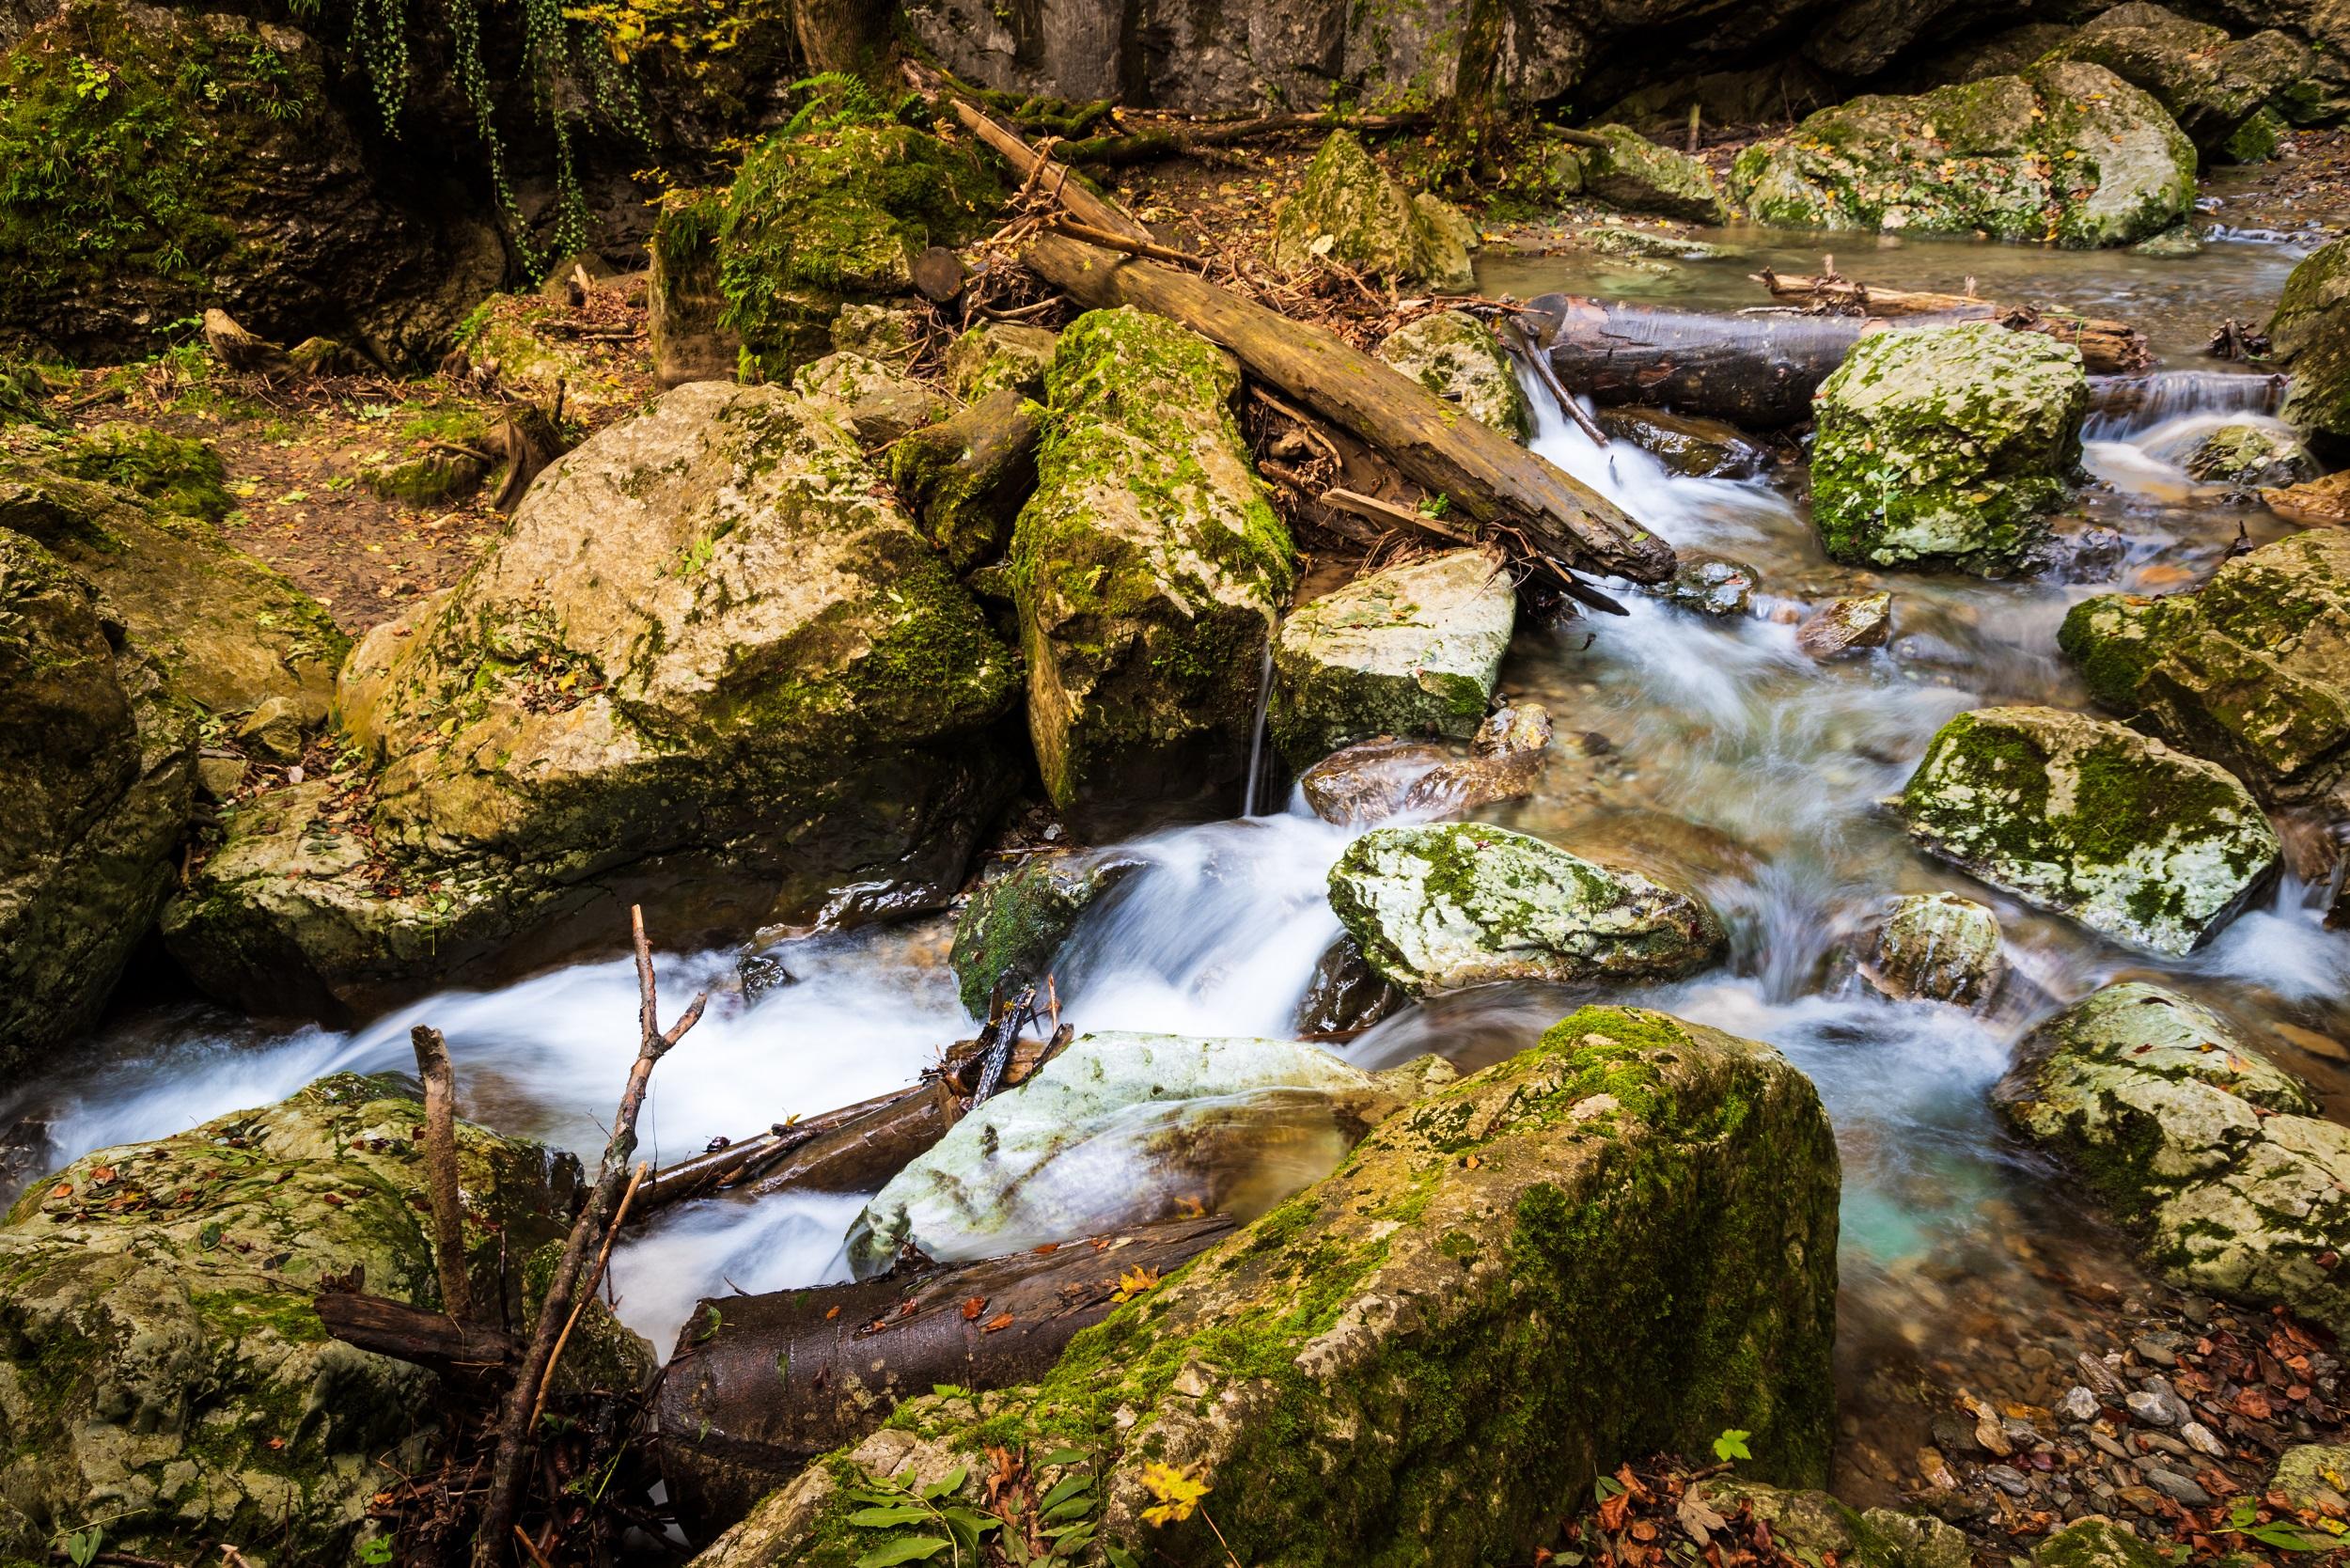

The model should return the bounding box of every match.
[984,1311,1015,1333]
[824,1305,840,1321]
[962,1296,989,1321]
[46,1184,70,1200]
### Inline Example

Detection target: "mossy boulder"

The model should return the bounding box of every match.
[693,1005,1839,1568]
[650,187,742,388]
[1810,322,2089,575]
[1373,310,1529,439]
[948,847,1143,1018]
[0,1073,597,1565]
[2030,1517,2172,1568]
[1730,63,2196,247]
[1578,125,1732,225]
[167,383,1019,1016]
[888,386,1043,573]
[1327,823,1725,995]
[461,293,638,413]
[2059,530,2350,807]
[2044,5,2308,157]
[0,530,192,1072]
[1895,705,2280,955]
[46,423,232,522]
[790,351,948,445]
[2270,235,2350,441]
[0,448,345,727]
[1270,549,1515,768]
[1269,130,1476,293]
[944,321,1059,401]
[1862,891,2003,1008]
[1692,1481,1970,1568]
[2181,420,2316,486]
[1011,308,1294,836]
[716,121,1000,376]
[1995,982,2350,1335]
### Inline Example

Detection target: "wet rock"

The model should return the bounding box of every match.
[1597,410,1768,479]
[2131,224,2203,259]
[2030,1516,2170,1568]
[1327,823,1724,995]
[1863,892,2003,1008]
[1270,549,1515,767]
[1795,591,1893,660]
[1013,308,1293,835]
[1269,130,1474,292]
[2181,421,2318,487]
[2267,467,2350,526]
[2059,530,2350,807]
[1997,981,2350,1336]
[2060,1386,2103,1422]
[0,1074,605,1565]
[169,383,1019,1016]
[2272,235,2350,442]
[2271,1443,2350,1515]
[648,187,741,388]
[2044,5,2308,157]
[1374,310,1529,439]
[948,848,1143,1018]
[791,351,948,445]
[1666,554,1762,616]
[704,1006,1841,1567]
[1896,706,2279,955]
[944,321,1058,400]
[0,531,193,1072]
[1574,225,1742,260]
[1578,125,1731,225]
[1812,323,2089,576]
[1295,701,1553,824]
[1295,935,1408,1034]
[845,1031,1419,1276]
[1731,64,2196,248]
[2131,1328,2186,1365]
[888,387,1043,573]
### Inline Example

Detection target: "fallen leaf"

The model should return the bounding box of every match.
[824,1305,839,1321]
[961,1296,988,1321]
[983,1312,1015,1333]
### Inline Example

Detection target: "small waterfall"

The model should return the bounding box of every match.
[2084,369,2284,440]
[1242,634,1275,818]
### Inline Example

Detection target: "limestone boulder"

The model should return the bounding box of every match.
[1996,983,2350,1335]
[944,321,1058,400]
[790,351,948,445]
[1810,322,2089,575]
[2270,235,2350,442]
[887,386,1042,572]
[1327,823,1724,994]
[1269,130,1475,292]
[1896,706,2279,955]
[1374,310,1529,438]
[1862,891,2003,1007]
[1579,125,1732,224]
[2045,5,2308,156]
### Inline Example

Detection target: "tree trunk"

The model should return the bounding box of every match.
[1752,269,2151,373]
[1523,293,1871,428]
[791,0,889,82]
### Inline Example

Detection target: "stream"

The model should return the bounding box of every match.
[10,217,2350,1508]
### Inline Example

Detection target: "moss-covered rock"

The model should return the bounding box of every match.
[888,386,1042,573]
[1373,310,1529,439]
[1011,308,1294,835]
[694,1005,1839,1568]
[1692,1481,1971,1568]
[2220,106,2287,164]
[166,383,1020,1016]
[1995,982,2350,1335]
[790,351,948,445]
[1730,63,2196,247]
[0,1074,594,1565]
[1580,125,1732,225]
[2058,530,2350,806]
[717,121,1000,376]
[650,187,742,388]
[1862,891,2003,1008]
[944,321,1059,401]
[948,846,1142,1018]
[2270,1444,2350,1517]
[2043,5,2307,157]
[0,529,191,1072]
[1270,548,1515,768]
[2270,235,2350,442]
[1896,705,2279,955]
[1268,130,1475,292]
[1327,823,1725,995]
[46,423,232,522]
[2181,420,2317,486]
[1810,322,2088,575]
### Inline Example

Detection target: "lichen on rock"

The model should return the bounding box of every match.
[1373,310,1529,439]
[1268,130,1476,292]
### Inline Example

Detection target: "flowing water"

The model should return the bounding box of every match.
[11,219,2350,1502]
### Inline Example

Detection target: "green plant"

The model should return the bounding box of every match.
[840,1462,997,1567]
[355,1534,396,1565]
[1711,1428,1753,1464]
[2220,1497,2337,1552]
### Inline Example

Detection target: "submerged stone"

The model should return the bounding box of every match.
[1327,823,1725,994]
[1298,700,1556,825]
[1269,130,1475,292]
[1896,705,2279,955]
[1374,310,1529,438]
[1811,322,2089,576]
[1666,553,1762,615]
[1996,982,2350,1335]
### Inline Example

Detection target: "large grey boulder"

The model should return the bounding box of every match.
[2060,530,2350,808]
[1327,823,1724,994]
[2270,235,2350,442]
[2044,5,2308,156]
[1011,308,1294,836]
[1578,125,1732,224]
[1374,310,1528,438]
[1897,706,2280,956]
[1731,62,2197,248]
[1996,983,2350,1335]
[1270,549,1515,768]
[1810,322,2089,575]
[1269,131,1475,292]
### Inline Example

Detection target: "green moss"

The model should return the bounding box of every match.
[50,423,233,521]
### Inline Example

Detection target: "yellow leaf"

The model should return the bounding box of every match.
[1111,1264,1161,1303]
[1138,1462,1209,1527]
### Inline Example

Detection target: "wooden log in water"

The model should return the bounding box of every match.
[1524,293,1868,428]
[656,1215,1234,1535]
[1752,269,2151,375]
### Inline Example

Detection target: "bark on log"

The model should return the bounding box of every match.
[741,1079,962,1199]
[1524,293,1870,429]
[200,309,292,378]
[409,1025,473,1324]
[1753,268,2151,374]
[1052,111,1434,165]
[943,98,1153,243]
[315,1291,521,1375]
[657,1215,1235,1535]
[1026,237,1675,583]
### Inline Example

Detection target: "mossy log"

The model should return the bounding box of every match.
[1025,236,1674,583]
[657,1215,1235,1533]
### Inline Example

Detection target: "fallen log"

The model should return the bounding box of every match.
[1026,236,1675,583]
[315,1291,521,1376]
[656,1215,1235,1534]
[1753,267,2151,374]
[1051,110,1434,165]
[1523,293,1866,428]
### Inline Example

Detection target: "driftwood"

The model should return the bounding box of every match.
[315,1291,522,1375]
[409,1025,473,1324]
[1524,293,1870,428]
[1026,237,1674,583]
[490,400,569,513]
[940,93,1153,243]
[657,1215,1235,1532]
[200,308,292,378]
[1753,267,2151,374]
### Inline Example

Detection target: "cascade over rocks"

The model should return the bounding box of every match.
[1810,322,2090,576]
[694,1006,1839,1568]
[1269,130,1476,293]
[1011,307,1294,837]
[1327,823,1725,994]
[1896,706,2280,956]
[1299,699,1555,824]
[2060,530,2350,808]
[0,1074,604,1566]
[165,382,1019,1016]
[1731,62,2197,248]
[1373,310,1529,439]
[2043,4,2308,157]
[1996,983,2350,1336]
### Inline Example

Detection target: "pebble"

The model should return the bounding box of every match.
[1982,1465,2031,1497]
[2138,1431,2191,1456]
[2118,1484,2166,1513]
[2091,1430,2132,1461]
[2133,1331,2186,1367]
[2126,1382,2189,1427]
[2077,1351,2129,1401]
[2059,1386,2101,1422]
[2141,1466,2213,1507]
[2181,1420,2228,1457]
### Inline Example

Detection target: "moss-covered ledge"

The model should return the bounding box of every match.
[689,1005,1840,1568]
